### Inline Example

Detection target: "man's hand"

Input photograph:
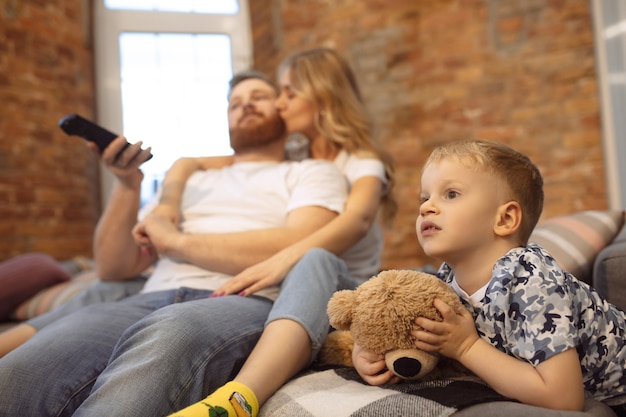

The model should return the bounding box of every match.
[86,136,151,189]
[412,298,480,361]
[132,205,180,256]
[148,203,181,229]
[133,214,183,257]
[352,343,400,386]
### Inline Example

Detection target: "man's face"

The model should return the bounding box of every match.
[227,78,285,152]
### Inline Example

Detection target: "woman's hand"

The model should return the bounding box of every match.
[213,249,298,296]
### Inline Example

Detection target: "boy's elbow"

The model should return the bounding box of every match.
[540,392,585,412]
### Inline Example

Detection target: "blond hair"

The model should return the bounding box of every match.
[278,47,397,224]
[425,140,544,244]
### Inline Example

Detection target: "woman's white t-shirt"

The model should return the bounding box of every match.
[332,150,388,283]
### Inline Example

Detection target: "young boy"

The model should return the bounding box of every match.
[353,140,626,415]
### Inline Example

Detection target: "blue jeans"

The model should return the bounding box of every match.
[28,277,147,330]
[0,288,272,416]
[0,249,353,416]
[267,248,355,364]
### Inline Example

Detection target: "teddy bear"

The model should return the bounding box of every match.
[318,269,468,381]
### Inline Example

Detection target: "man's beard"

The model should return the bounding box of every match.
[229,112,286,153]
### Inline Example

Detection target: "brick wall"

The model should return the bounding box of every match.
[250,0,606,269]
[0,1,98,262]
[0,1,606,270]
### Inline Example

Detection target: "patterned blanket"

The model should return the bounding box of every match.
[259,366,510,417]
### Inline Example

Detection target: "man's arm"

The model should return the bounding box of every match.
[92,137,157,281]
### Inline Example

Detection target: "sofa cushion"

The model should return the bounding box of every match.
[260,367,616,417]
[0,253,71,320]
[529,210,625,284]
[259,367,510,417]
[593,224,626,311]
[10,270,98,321]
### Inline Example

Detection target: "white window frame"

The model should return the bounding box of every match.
[592,0,626,209]
[93,1,252,208]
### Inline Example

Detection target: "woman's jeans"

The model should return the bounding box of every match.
[267,248,355,363]
[0,248,353,416]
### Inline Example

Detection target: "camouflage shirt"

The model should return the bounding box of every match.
[437,243,626,403]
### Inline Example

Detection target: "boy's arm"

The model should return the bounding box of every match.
[352,342,400,386]
[414,300,585,411]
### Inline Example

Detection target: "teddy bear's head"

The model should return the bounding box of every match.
[323,269,466,380]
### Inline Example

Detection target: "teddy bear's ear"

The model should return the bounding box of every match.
[327,290,357,330]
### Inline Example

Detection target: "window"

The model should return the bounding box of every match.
[94,0,252,206]
[592,0,626,209]
[104,0,239,14]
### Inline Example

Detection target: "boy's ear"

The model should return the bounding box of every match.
[494,201,522,237]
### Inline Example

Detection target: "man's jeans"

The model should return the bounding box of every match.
[0,288,271,416]
[0,248,354,416]
[27,276,147,330]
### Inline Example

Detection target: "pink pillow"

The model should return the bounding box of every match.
[0,253,71,320]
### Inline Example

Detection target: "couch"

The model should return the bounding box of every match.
[256,209,626,417]
[1,209,625,416]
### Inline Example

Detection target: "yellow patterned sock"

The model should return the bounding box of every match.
[167,381,259,417]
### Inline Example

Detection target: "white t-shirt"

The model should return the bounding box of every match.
[140,159,347,299]
[333,150,387,282]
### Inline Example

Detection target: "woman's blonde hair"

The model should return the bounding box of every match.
[278,47,397,224]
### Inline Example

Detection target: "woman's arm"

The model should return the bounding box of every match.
[214,176,384,296]
[151,156,235,224]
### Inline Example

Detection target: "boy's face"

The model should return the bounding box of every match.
[416,158,506,265]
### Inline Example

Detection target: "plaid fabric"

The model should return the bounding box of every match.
[260,367,510,417]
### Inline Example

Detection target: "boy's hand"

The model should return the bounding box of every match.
[352,343,400,386]
[412,298,479,361]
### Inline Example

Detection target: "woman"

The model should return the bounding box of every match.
[161,47,397,417]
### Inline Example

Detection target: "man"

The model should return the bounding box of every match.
[0,71,347,416]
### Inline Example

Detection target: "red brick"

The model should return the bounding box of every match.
[0,0,96,262]
[250,0,606,270]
